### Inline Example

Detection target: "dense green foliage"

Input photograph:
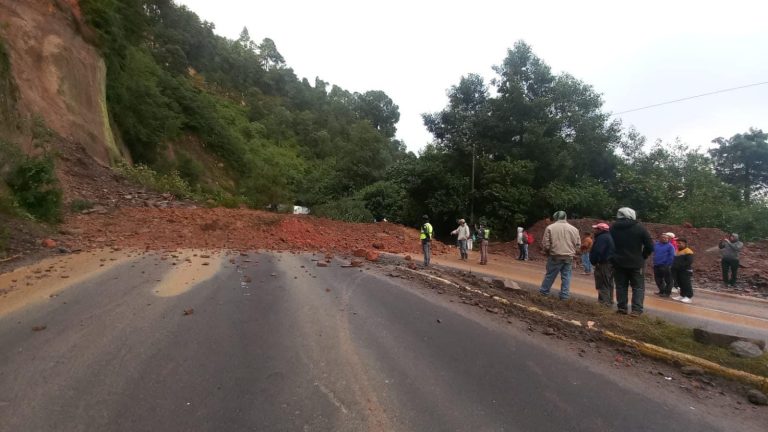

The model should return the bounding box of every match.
[1,140,62,223]
[375,42,768,239]
[80,0,405,207]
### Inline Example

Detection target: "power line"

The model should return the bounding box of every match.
[612,80,768,116]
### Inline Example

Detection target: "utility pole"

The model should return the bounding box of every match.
[470,140,475,225]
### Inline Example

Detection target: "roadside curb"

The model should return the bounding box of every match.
[400,266,768,394]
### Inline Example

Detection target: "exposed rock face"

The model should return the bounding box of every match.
[0,0,121,164]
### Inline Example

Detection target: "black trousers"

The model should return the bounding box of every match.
[653,265,672,295]
[673,269,693,298]
[721,258,739,286]
[594,262,614,305]
[613,267,645,313]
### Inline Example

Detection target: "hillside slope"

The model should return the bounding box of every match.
[0,0,123,164]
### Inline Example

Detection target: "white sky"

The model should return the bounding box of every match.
[177,0,768,153]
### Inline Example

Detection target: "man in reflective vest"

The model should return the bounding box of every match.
[420,215,434,267]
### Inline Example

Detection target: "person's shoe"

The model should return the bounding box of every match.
[671,295,683,301]
[671,287,680,294]
[654,292,663,297]
[680,297,692,304]
[629,311,643,317]
[615,309,628,315]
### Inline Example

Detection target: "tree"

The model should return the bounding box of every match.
[710,128,768,203]
[354,90,400,138]
[258,38,285,70]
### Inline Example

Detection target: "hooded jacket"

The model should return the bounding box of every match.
[589,230,615,265]
[609,219,654,269]
[516,227,524,244]
[719,235,743,260]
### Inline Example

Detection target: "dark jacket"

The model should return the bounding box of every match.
[652,241,675,267]
[609,219,654,269]
[589,231,615,265]
[672,247,694,272]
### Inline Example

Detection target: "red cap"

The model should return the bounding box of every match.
[592,223,610,231]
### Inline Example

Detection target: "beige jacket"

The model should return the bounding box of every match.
[542,220,581,258]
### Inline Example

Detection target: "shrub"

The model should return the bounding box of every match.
[313,197,373,223]
[116,162,193,199]
[5,155,62,222]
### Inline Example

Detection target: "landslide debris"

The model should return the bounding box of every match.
[62,208,449,257]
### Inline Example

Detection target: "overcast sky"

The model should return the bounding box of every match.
[177,0,768,153]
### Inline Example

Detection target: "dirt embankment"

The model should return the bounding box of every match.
[490,218,768,296]
[0,0,123,163]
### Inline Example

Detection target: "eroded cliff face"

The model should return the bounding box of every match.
[0,0,120,165]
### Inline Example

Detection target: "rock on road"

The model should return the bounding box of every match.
[0,251,763,431]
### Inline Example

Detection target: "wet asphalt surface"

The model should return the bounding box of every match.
[0,252,754,431]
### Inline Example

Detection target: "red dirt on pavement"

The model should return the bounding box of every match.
[61,208,449,257]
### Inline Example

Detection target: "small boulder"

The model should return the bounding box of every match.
[729,340,764,358]
[316,261,328,267]
[372,242,384,250]
[404,255,412,261]
[353,249,367,257]
[365,251,380,262]
[693,328,766,350]
[41,239,57,248]
[747,389,768,405]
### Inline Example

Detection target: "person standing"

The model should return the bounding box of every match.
[580,232,593,274]
[672,238,695,303]
[516,227,526,260]
[652,233,676,297]
[610,207,654,316]
[589,223,615,306]
[477,222,490,265]
[719,233,743,287]
[665,232,680,294]
[538,211,580,300]
[420,215,433,267]
[451,219,470,260]
[522,229,532,261]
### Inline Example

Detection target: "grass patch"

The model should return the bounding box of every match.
[523,293,768,378]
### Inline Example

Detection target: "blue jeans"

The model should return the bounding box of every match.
[539,256,573,300]
[458,239,468,259]
[422,240,431,266]
[522,244,529,260]
[581,253,592,273]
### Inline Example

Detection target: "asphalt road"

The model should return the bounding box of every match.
[0,252,762,431]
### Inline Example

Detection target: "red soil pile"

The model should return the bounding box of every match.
[61,208,449,257]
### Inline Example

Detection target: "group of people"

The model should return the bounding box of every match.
[421,209,745,316]
[420,215,491,267]
[538,207,745,315]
